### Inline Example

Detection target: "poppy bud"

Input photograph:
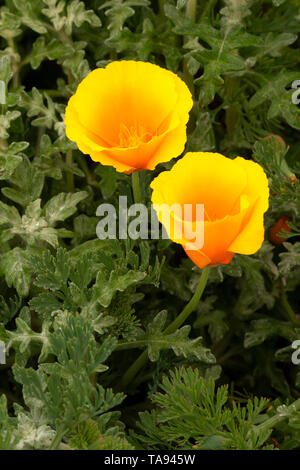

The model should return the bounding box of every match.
[269,216,291,245]
[263,134,286,150]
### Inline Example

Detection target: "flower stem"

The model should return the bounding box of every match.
[186,0,197,22]
[119,267,210,389]
[164,266,210,334]
[281,292,300,326]
[225,77,239,143]
[131,171,142,204]
[75,153,98,187]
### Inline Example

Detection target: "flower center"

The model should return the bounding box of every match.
[119,122,153,147]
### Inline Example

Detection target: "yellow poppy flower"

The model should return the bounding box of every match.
[150,152,269,268]
[64,61,193,173]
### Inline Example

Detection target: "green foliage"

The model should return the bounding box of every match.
[132,310,216,363]
[69,418,135,450]
[0,0,300,451]
[132,367,274,450]
[0,396,20,450]
[10,315,125,448]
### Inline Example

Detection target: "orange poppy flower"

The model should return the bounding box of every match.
[64,61,193,173]
[151,152,269,269]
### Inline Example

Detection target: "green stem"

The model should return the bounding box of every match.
[35,126,45,157]
[281,293,299,326]
[119,267,210,389]
[120,349,148,389]
[255,398,300,433]
[66,150,74,192]
[158,0,166,15]
[186,0,197,22]
[200,0,217,22]
[131,171,142,204]
[49,428,66,450]
[74,153,98,187]
[225,77,239,144]
[183,0,197,95]
[165,267,210,334]
[7,37,20,88]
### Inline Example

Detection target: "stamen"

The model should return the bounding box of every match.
[119,122,153,147]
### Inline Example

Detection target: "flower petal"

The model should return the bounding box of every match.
[69,61,190,146]
[151,152,249,220]
[228,158,269,254]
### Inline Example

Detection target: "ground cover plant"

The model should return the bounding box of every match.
[0,0,300,451]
